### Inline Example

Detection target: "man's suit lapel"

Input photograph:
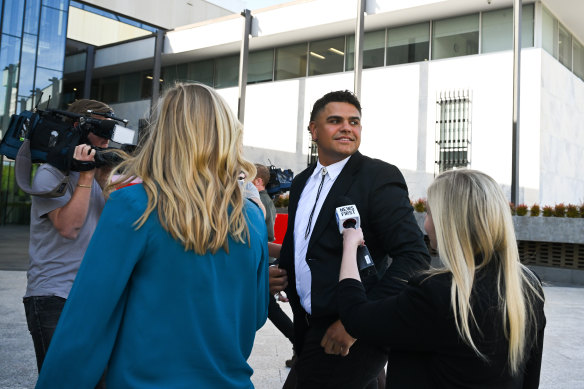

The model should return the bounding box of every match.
[308,152,363,250]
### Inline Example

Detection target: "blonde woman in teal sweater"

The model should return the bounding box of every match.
[36,83,269,388]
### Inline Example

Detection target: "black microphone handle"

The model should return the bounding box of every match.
[356,244,377,279]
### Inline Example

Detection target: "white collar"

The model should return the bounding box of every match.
[312,155,351,181]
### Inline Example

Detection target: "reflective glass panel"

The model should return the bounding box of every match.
[99,76,119,103]
[309,37,345,76]
[2,0,25,36]
[33,67,62,107]
[346,30,385,71]
[214,55,239,89]
[482,5,534,53]
[24,0,41,35]
[119,73,142,102]
[162,64,188,86]
[43,0,69,11]
[432,14,479,60]
[574,39,584,80]
[542,7,558,58]
[558,23,572,69]
[387,22,429,66]
[188,60,214,86]
[18,34,38,105]
[275,43,307,80]
[248,49,273,84]
[0,35,21,128]
[37,7,67,71]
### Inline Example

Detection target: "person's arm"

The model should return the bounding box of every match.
[268,242,281,259]
[36,189,148,389]
[47,144,97,239]
[366,166,431,299]
[320,228,365,356]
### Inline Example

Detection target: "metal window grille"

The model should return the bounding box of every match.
[435,89,472,173]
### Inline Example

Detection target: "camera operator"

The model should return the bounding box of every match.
[23,99,114,387]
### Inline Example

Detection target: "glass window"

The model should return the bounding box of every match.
[37,7,67,71]
[558,23,572,69]
[542,7,558,58]
[99,76,119,103]
[309,37,345,76]
[24,0,41,35]
[275,43,307,80]
[141,72,153,99]
[44,0,69,11]
[386,22,429,66]
[432,14,479,60]
[346,30,385,71]
[214,55,239,89]
[248,49,273,84]
[187,60,214,86]
[18,34,38,103]
[574,39,584,80]
[119,73,142,102]
[481,5,534,53]
[2,0,25,36]
[162,64,188,86]
[34,67,62,101]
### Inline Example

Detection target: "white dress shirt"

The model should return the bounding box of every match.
[294,156,350,314]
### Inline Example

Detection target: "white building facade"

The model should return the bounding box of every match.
[64,0,584,206]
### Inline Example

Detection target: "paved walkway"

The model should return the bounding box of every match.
[1,225,583,388]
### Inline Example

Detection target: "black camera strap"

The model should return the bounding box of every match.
[15,139,69,198]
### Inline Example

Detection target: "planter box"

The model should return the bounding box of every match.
[413,212,584,245]
[412,212,584,277]
[512,216,584,244]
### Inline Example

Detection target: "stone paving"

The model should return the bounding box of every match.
[1,225,583,388]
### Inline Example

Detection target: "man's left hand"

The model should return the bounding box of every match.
[320,320,356,357]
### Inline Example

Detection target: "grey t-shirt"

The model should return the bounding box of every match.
[25,164,105,299]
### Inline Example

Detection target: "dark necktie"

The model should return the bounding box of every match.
[305,167,327,239]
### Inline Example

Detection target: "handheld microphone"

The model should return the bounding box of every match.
[335,196,377,279]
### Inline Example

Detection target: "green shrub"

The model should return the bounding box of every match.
[413,198,426,213]
[566,204,579,218]
[509,202,516,216]
[530,204,540,217]
[542,206,553,217]
[273,193,289,208]
[554,203,566,217]
[516,204,528,216]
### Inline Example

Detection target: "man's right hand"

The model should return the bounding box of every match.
[269,266,288,295]
[73,144,96,163]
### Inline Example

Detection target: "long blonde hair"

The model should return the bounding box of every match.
[107,82,256,254]
[427,169,542,374]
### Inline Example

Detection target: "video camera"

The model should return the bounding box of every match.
[0,106,136,197]
[0,107,135,171]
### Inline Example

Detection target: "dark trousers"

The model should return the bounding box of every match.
[268,294,294,342]
[284,323,387,389]
[23,296,107,388]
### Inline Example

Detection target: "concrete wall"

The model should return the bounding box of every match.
[539,51,584,205]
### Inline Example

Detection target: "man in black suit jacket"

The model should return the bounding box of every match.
[277,90,431,388]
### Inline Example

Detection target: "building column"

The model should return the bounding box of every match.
[238,9,252,124]
[83,46,95,99]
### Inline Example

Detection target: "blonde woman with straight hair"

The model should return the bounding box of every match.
[36,83,269,389]
[338,169,546,388]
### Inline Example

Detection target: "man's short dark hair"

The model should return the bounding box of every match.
[309,90,362,124]
[254,164,271,187]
